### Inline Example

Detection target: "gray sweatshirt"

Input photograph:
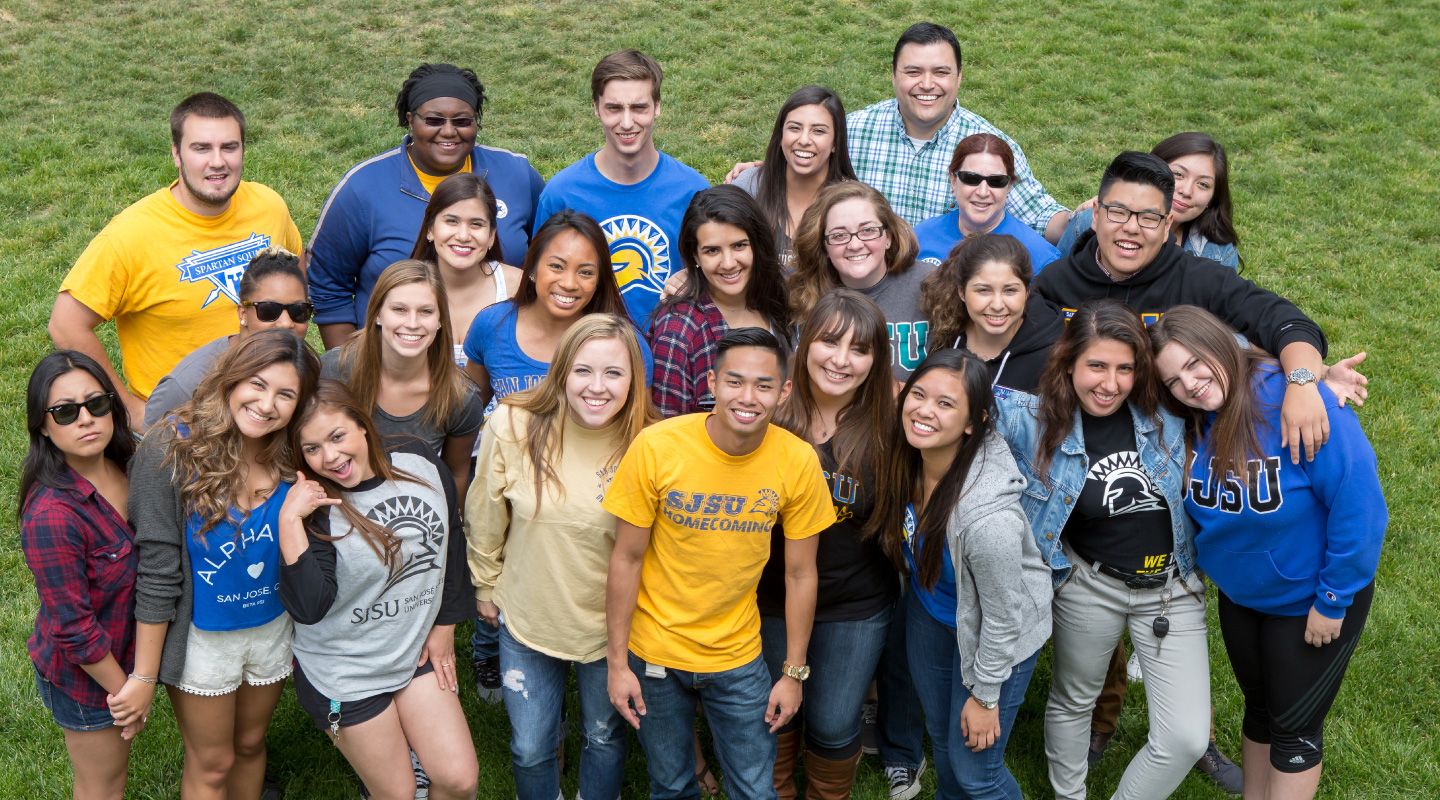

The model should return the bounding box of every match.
[144,336,231,429]
[947,429,1053,705]
[856,260,938,381]
[278,443,473,701]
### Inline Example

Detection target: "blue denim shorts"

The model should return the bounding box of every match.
[35,668,116,732]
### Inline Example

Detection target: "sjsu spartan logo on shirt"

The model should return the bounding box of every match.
[601,215,670,299]
[662,489,779,533]
[1188,455,1284,514]
[174,232,272,308]
[1087,451,1164,516]
[367,495,446,596]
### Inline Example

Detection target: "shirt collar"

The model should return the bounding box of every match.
[1094,248,1146,283]
[888,100,960,148]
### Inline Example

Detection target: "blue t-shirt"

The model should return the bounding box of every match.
[914,210,1061,277]
[534,152,709,325]
[186,481,291,631]
[462,301,655,417]
[901,503,958,625]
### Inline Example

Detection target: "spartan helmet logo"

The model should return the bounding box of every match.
[1087,451,1165,517]
[600,215,670,298]
[749,488,781,518]
[366,495,446,594]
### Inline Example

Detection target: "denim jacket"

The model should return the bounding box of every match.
[991,387,1197,588]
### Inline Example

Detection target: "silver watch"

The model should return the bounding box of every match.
[1286,367,1317,386]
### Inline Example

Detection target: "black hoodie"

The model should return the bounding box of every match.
[1033,230,1327,358]
[949,293,1066,392]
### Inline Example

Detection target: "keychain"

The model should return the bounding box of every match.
[1153,588,1172,649]
[328,699,342,742]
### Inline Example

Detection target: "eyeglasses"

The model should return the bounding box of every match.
[824,225,887,247]
[953,171,1012,189]
[1098,202,1167,229]
[418,116,476,130]
[45,393,116,425]
[242,300,315,324]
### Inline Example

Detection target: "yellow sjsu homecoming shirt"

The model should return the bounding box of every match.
[60,181,302,399]
[603,413,835,671]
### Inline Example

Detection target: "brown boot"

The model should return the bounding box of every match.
[804,748,862,800]
[773,729,802,800]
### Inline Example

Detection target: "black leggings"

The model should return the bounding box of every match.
[1218,582,1373,773]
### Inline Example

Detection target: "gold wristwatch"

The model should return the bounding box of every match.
[782,662,810,681]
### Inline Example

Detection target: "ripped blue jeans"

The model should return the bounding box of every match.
[498,622,626,800]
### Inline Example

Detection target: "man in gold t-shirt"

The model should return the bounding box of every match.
[604,328,835,800]
[49,92,303,432]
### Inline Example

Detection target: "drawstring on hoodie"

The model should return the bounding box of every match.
[954,334,1014,387]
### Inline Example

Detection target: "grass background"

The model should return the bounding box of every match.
[2,0,1437,797]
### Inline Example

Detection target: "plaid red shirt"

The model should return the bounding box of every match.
[648,296,729,418]
[22,468,137,708]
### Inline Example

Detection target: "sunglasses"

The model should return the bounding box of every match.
[954,171,1013,189]
[243,300,315,324]
[418,115,476,130]
[46,393,116,425]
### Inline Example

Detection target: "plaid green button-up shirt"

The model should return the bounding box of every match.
[846,98,1067,233]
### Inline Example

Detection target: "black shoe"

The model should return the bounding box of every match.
[473,654,501,704]
[261,772,283,800]
[884,756,926,800]
[1194,741,1244,796]
[1088,728,1115,765]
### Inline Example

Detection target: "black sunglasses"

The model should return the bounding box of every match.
[954,171,1013,189]
[242,300,315,324]
[418,115,476,130]
[46,393,116,425]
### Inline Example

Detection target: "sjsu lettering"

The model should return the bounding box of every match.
[887,321,929,371]
[1189,455,1284,514]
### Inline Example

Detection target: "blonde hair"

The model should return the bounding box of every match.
[788,182,917,320]
[500,314,660,514]
[336,260,469,431]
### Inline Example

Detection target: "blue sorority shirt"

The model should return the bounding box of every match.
[914,210,1061,276]
[534,152,709,325]
[463,301,655,417]
[186,481,291,631]
[900,503,958,625]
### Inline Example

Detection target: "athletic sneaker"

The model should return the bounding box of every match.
[860,700,879,755]
[410,747,431,799]
[474,654,502,704]
[1127,651,1144,683]
[885,756,926,800]
[1194,741,1243,796]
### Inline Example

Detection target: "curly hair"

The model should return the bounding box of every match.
[162,330,321,541]
[920,233,1032,351]
[788,182,917,321]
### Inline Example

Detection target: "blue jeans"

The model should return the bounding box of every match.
[628,652,777,800]
[759,608,888,758]
[877,588,927,770]
[470,620,499,662]
[499,625,626,800]
[906,592,1039,800]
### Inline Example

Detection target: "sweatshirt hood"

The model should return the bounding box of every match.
[1067,229,1190,289]
[949,429,1028,534]
[1006,294,1066,358]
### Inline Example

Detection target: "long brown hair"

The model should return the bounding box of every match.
[788,182,918,320]
[162,329,321,539]
[754,86,858,242]
[1033,299,1160,483]
[336,260,469,432]
[867,348,995,588]
[1149,305,1274,476]
[774,289,892,478]
[291,380,422,572]
[498,314,660,514]
[920,233,1033,350]
[410,172,505,267]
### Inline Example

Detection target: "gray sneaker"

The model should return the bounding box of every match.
[1194,741,1243,796]
[885,756,926,800]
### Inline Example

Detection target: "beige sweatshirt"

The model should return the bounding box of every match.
[465,403,623,662]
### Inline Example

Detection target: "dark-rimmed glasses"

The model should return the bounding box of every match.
[45,393,116,425]
[242,301,315,324]
[824,225,887,247]
[1098,202,1166,229]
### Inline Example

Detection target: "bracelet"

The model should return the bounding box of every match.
[128,673,158,684]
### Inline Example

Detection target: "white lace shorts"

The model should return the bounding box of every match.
[176,613,293,696]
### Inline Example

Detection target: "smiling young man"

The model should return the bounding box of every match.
[49,93,302,433]
[535,50,710,326]
[845,22,1069,241]
[604,329,835,800]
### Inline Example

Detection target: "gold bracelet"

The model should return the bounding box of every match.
[127,673,158,684]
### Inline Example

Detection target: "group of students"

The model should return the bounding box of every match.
[22,18,1387,800]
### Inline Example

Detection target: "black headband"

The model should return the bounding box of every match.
[407,72,479,114]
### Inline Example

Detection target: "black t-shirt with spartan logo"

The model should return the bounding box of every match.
[1063,410,1173,575]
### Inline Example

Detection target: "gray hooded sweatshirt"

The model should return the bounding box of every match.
[948,429,1053,705]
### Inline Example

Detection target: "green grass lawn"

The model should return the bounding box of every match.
[2,0,1437,797]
